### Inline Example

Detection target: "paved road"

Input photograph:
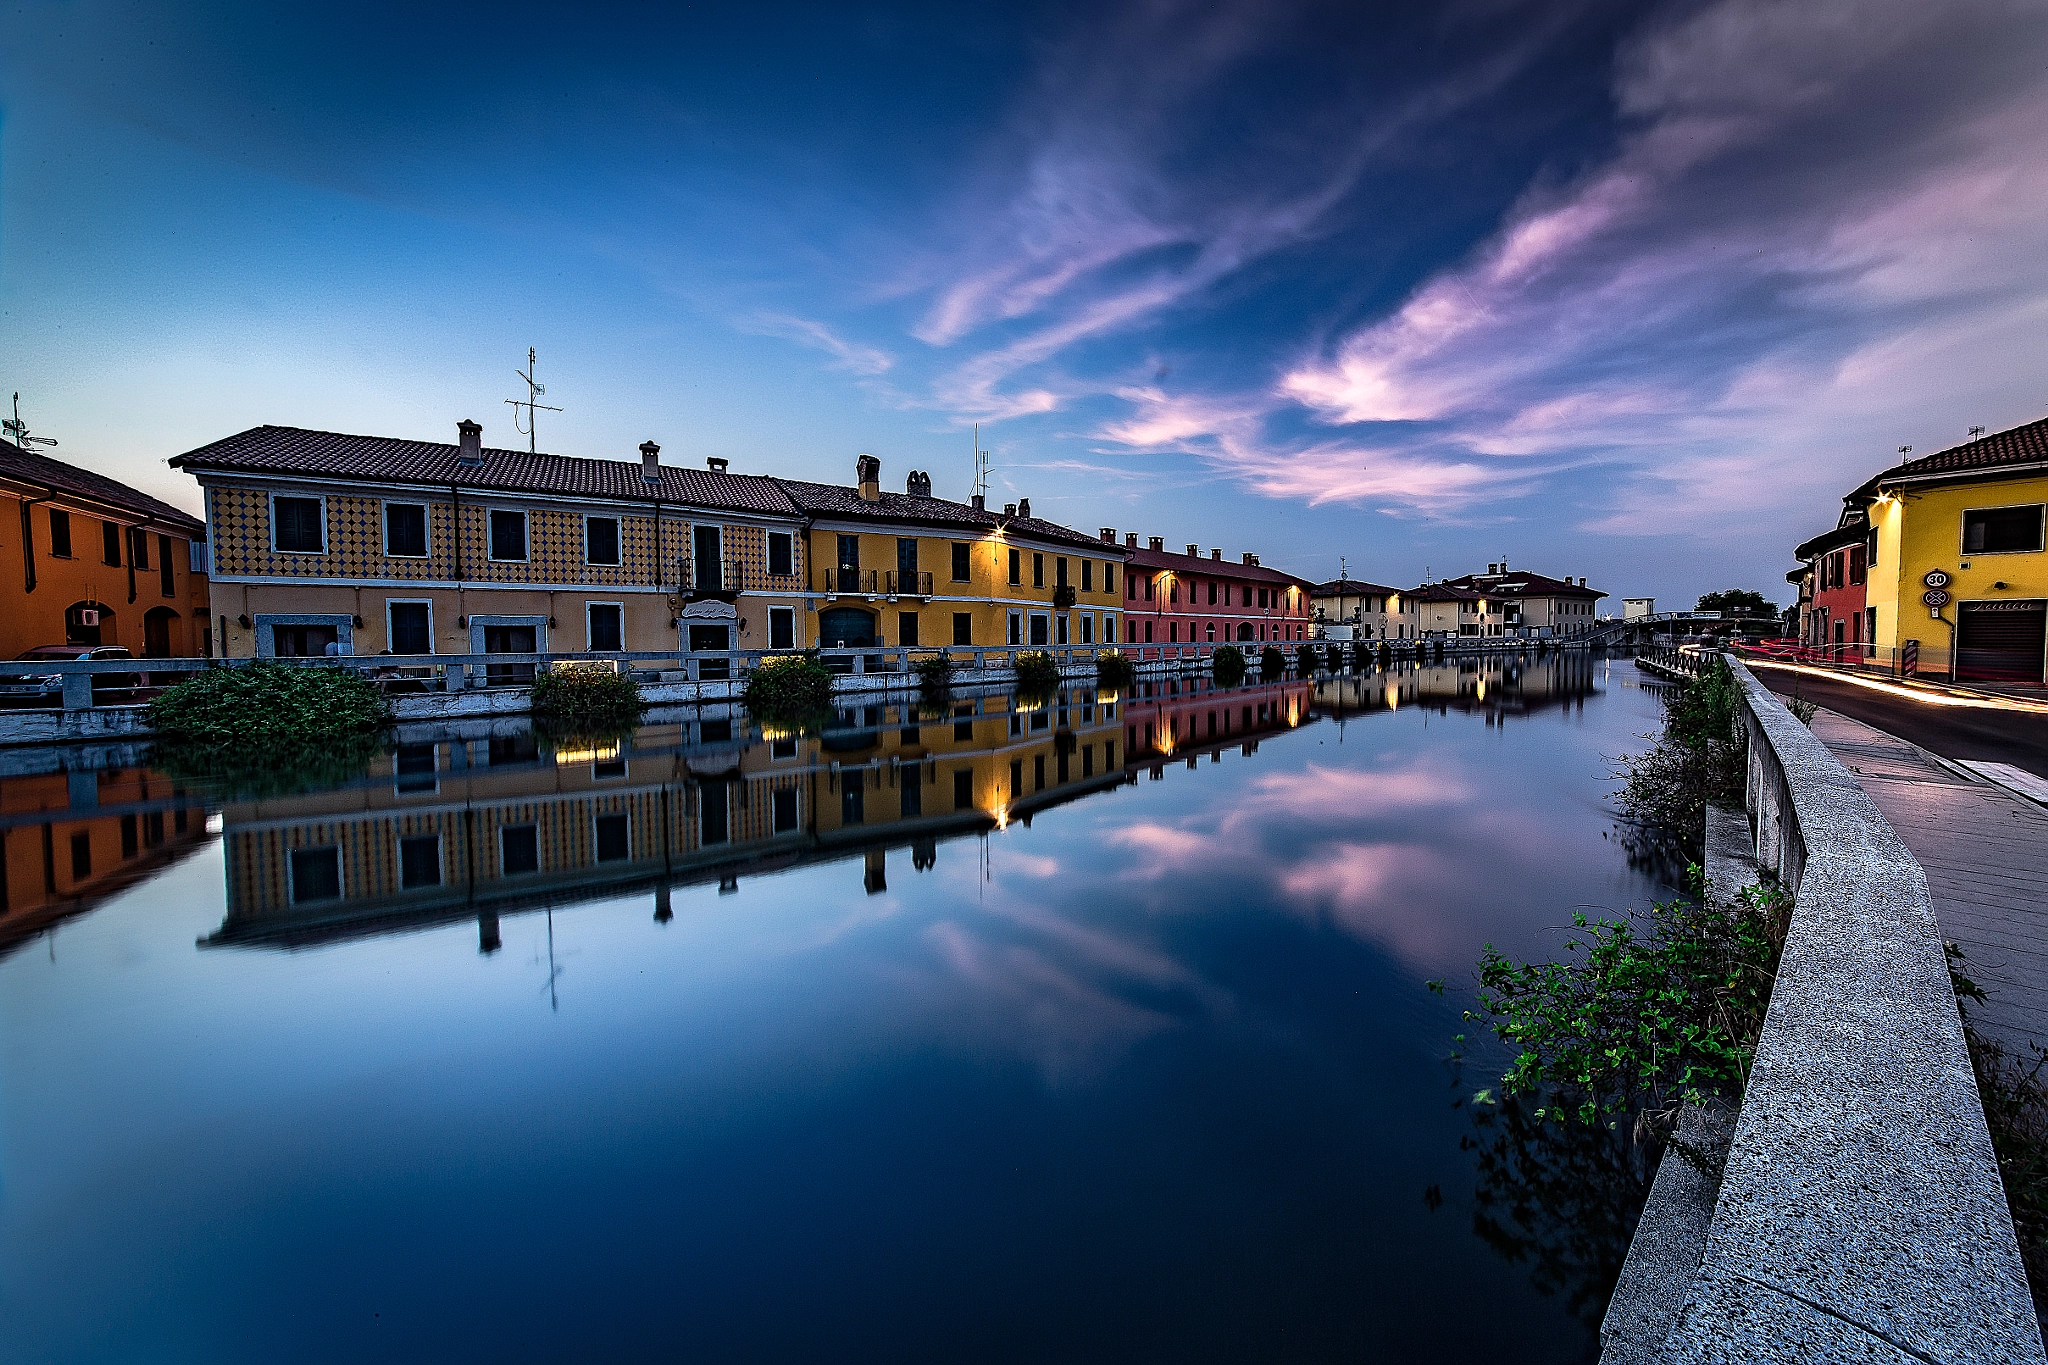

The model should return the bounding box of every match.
[1748,661,2048,781]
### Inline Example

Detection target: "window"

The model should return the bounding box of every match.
[394,745,437,794]
[953,612,972,646]
[488,509,527,561]
[693,525,723,589]
[1169,581,1177,604]
[897,538,919,578]
[773,788,799,833]
[500,824,540,875]
[1105,616,1116,643]
[951,542,971,581]
[585,516,620,565]
[900,767,922,818]
[1057,615,1069,645]
[386,503,429,557]
[1056,557,1068,587]
[768,532,795,577]
[129,528,150,569]
[1128,574,1138,600]
[389,602,431,654]
[289,846,341,902]
[1033,553,1044,587]
[400,835,443,889]
[689,624,729,652]
[1848,544,1866,586]
[1144,576,1154,602]
[589,603,624,651]
[899,611,920,646]
[1208,581,1217,605]
[1009,548,1021,585]
[954,770,973,810]
[273,498,325,553]
[102,520,123,565]
[769,606,796,650]
[48,510,71,557]
[1145,620,1153,642]
[1081,614,1094,644]
[1082,560,1093,592]
[1030,614,1049,645]
[1007,611,1022,645]
[1104,562,1115,595]
[159,535,176,596]
[1963,504,2045,554]
[594,813,631,863]
[1169,621,1178,643]
[69,829,93,879]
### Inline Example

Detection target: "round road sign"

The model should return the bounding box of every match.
[1923,569,1952,589]
[1922,588,1951,608]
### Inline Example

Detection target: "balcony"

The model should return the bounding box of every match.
[822,568,880,596]
[676,559,803,597]
[885,570,934,598]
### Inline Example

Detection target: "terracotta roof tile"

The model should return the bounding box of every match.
[1122,545,1312,587]
[1306,578,1402,596]
[0,438,204,535]
[772,478,1114,550]
[1882,416,2048,483]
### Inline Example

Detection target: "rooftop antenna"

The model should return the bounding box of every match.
[4,394,58,450]
[1969,426,1987,439]
[971,422,991,502]
[1338,555,1349,582]
[505,347,562,455]
[1896,445,1912,465]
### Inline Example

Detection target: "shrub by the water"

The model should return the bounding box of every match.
[742,652,835,718]
[531,666,645,733]
[1095,651,1136,689]
[912,653,956,689]
[1014,650,1061,692]
[1618,656,1746,860]
[1213,645,1247,685]
[1259,645,1286,678]
[148,661,391,796]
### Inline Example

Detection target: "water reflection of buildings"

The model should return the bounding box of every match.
[1312,653,1600,723]
[0,764,212,958]
[1121,676,1317,765]
[209,692,1132,949]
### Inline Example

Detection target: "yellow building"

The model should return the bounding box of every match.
[1859,417,2048,684]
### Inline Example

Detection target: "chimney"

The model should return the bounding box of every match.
[1004,502,1017,517]
[1100,527,1117,543]
[972,493,985,511]
[1148,536,1164,552]
[707,456,729,474]
[1578,577,1588,588]
[1017,497,1031,518]
[1241,552,1259,566]
[905,470,932,498]
[856,453,881,502]
[640,440,661,481]
[1186,543,1199,557]
[457,419,483,466]
[1125,532,1138,548]
[1210,548,1221,560]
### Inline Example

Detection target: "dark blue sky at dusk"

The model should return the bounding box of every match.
[4,0,2045,605]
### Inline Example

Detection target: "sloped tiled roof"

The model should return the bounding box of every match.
[1407,583,1484,603]
[1444,569,1606,599]
[1793,522,1868,561]
[0,438,204,535]
[1122,544,1313,587]
[1307,578,1402,597]
[772,478,1113,551]
[1880,416,2048,483]
[172,426,805,517]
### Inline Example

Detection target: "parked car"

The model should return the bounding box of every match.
[0,646,140,708]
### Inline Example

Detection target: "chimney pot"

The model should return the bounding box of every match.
[1004,503,1017,517]
[1125,532,1137,548]
[972,494,986,512]
[640,440,661,481]
[1210,548,1221,560]
[1148,536,1164,552]
[1016,497,1030,518]
[1186,543,1199,557]
[456,419,483,466]
[856,453,881,502]
[1100,527,1116,543]
[905,470,932,498]
[707,456,729,474]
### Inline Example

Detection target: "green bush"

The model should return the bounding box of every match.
[1259,645,1286,678]
[1095,650,1136,689]
[531,666,645,733]
[1213,645,1247,685]
[743,651,835,718]
[148,661,392,797]
[1014,651,1061,691]
[1619,656,1746,860]
[912,653,956,689]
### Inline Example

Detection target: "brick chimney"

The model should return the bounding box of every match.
[1210,548,1221,560]
[1017,497,1031,518]
[1004,502,1017,517]
[457,419,483,466]
[1100,527,1117,543]
[1125,532,1137,548]
[972,494,986,511]
[1148,536,1164,552]
[856,454,881,501]
[1185,543,1199,557]
[640,441,661,482]
[1242,552,1259,566]
[708,457,729,473]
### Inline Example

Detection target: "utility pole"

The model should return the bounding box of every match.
[506,348,562,454]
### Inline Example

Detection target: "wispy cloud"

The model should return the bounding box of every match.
[745,312,896,376]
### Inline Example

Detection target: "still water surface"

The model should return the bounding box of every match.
[1,657,1671,1363]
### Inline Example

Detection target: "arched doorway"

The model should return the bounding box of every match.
[143,607,181,659]
[817,607,877,647]
[65,601,113,646]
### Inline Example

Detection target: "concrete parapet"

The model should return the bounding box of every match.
[1641,658,2042,1362]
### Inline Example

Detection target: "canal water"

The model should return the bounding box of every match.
[1,655,1674,1363]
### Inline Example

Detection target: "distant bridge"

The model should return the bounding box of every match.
[1584,610,1781,648]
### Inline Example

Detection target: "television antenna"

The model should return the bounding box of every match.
[971,422,991,502]
[1969,426,1986,439]
[505,347,562,454]
[1896,445,1912,464]
[4,393,58,450]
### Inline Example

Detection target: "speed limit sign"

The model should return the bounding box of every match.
[1923,588,1951,608]
[1924,569,1952,589]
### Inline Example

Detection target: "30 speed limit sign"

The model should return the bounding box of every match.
[1923,569,1952,589]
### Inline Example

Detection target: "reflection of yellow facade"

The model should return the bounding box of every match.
[1312,653,1597,719]
[212,694,1126,944]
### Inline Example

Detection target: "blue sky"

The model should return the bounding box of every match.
[4,0,2046,607]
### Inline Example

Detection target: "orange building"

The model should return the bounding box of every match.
[1,437,212,659]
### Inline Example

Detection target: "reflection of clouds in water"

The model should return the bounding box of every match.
[999,852,1063,879]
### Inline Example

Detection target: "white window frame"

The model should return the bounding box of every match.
[1960,502,2048,556]
[382,501,431,559]
[499,822,541,876]
[691,522,723,586]
[1081,614,1094,644]
[592,810,633,863]
[1056,613,1069,645]
[386,598,435,656]
[766,531,796,578]
[767,605,797,651]
[1105,614,1117,644]
[487,507,530,563]
[269,492,327,555]
[398,832,443,890]
[585,600,626,652]
[1007,611,1023,645]
[584,514,623,567]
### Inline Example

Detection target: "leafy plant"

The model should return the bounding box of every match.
[742,651,835,717]
[1260,645,1286,678]
[1014,650,1061,691]
[148,661,392,797]
[530,666,645,733]
[1787,695,1818,726]
[1213,644,1247,685]
[1464,881,1791,1136]
[912,653,956,689]
[1095,650,1136,689]
[1952,943,2048,1316]
[1618,655,1747,861]
[1695,588,1774,617]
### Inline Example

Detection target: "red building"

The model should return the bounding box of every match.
[1112,534,1314,648]
[1794,519,1871,655]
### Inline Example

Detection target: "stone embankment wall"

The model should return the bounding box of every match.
[1601,658,2042,1363]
